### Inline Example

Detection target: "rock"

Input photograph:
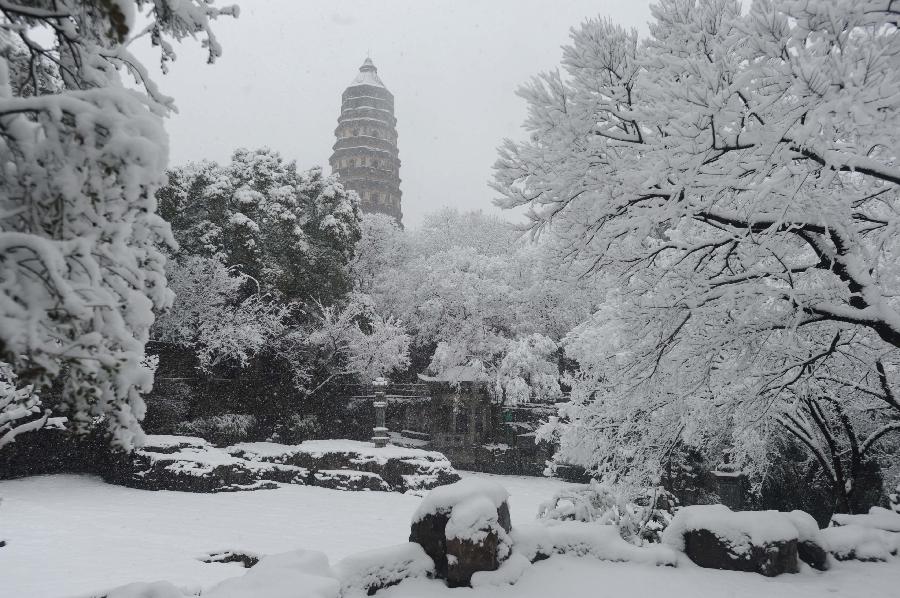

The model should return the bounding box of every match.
[230,440,460,493]
[797,539,829,571]
[312,469,391,492]
[409,479,512,587]
[662,505,804,577]
[101,437,459,494]
[683,528,798,576]
[409,511,452,578]
[201,550,261,568]
[446,531,505,588]
[784,510,829,571]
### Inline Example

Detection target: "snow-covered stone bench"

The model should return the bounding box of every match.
[102,436,460,494]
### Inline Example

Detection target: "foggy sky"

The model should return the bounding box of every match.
[132,1,655,227]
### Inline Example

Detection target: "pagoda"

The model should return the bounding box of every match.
[329,58,403,223]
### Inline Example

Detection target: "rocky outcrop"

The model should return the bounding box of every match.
[229,440,460,493]
[102,436,459,494]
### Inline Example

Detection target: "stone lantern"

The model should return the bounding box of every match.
[372,376,390,448]
[713,450,746,509]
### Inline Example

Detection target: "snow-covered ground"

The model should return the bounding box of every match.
[0,471,569,597]
[1,472,899,598]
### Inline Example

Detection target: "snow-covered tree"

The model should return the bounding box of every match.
[498,0,900,505]
[349,213,409,294]
[495,333,562,405]
[353,208,592,393]
[153,256,289,371]
[0,1,235,448]
[302,294,410,393]
[157,148,361,307]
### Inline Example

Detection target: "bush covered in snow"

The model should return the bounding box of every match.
[141,381,192,435]
[269,414,322,445]
[174,414,257,447]
[512,521,679,567]
[537,481,676,545]
[821,525,898,562]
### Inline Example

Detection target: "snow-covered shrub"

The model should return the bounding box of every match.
[334,542,434,596]
[141,381,192,435]
[269,414,321,444]
[512,521,679,566]
[537,481,676,545]
[174,414,257,447]
[820,525,898,562]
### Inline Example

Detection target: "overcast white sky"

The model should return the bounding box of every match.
[133,1,655,227]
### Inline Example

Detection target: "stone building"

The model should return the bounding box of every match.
[329,57,403,223]
[336,369,555,476]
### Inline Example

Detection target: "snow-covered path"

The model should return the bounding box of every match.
[0,472,570,597]
[2,472,900,598]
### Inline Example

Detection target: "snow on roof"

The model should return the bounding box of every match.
[349,57,386,89]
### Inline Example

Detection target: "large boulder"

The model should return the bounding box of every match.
[662,505,801,576]
[409,478,511,587]
[682,527,798,576]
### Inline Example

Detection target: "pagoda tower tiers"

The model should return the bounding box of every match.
[330,58,403,223]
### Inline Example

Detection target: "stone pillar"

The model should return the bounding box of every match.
[372,377,390,448]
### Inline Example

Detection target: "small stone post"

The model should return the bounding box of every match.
[372,376,390,448]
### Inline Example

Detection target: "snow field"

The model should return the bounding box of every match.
[2,472,900,598]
